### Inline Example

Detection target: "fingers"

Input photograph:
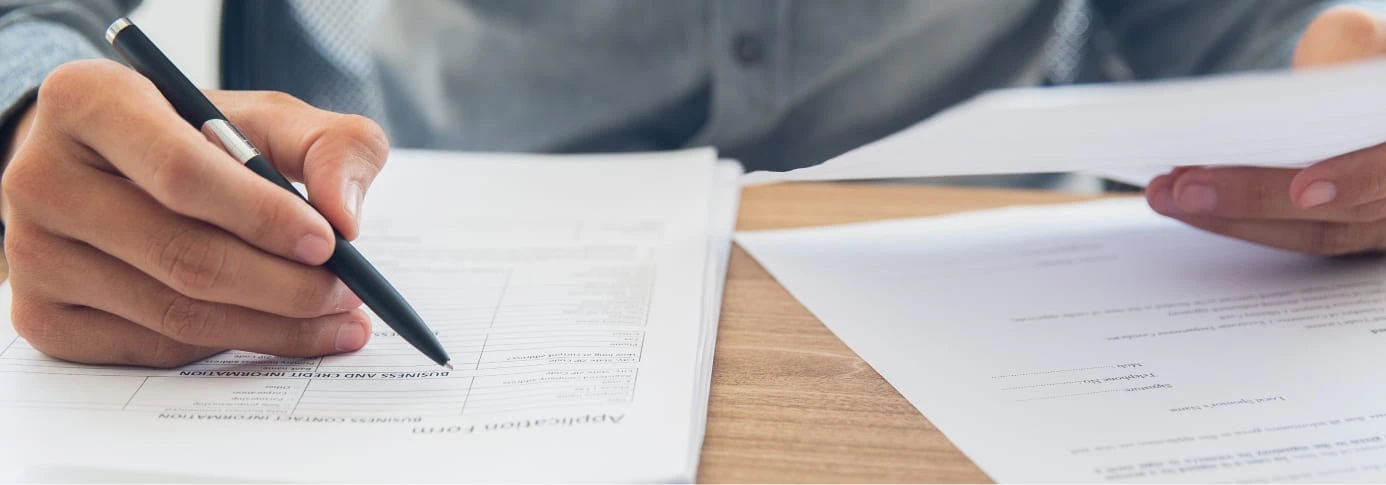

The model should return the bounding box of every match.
[5,219,216,368]
[1291,143,1386,210]
[1157,144,1386,223]
[1164,166,1386,222]
[5,59,389,367]
[1148,174,1386,256]
[1150,141,1386,256]
[8,226,372,361]
[10,298,220,369]
[1166,167,1302,218]
[210,91,390,239]
[36,60,338,265]
[9,156,360,319]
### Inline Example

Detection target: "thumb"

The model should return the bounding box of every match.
[298,115,390,241]
[209,91,389,241]
[1293,6,1386,68]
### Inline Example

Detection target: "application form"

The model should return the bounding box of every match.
[0,149,741,482]
[738,199,1386,482]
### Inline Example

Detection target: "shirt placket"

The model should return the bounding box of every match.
[708,0,787,147]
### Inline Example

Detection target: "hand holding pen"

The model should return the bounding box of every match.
[0,19,447,368]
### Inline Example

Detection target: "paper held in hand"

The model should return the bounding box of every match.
[742,59,1386,185]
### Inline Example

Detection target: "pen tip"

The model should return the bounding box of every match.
[443,361,454,370]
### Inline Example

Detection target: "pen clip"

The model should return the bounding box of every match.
[201,119,260,164]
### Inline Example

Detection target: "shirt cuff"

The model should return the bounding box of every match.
[0,20,105,133]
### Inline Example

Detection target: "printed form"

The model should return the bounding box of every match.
[739,199,1386,482]
[0,149,741,482]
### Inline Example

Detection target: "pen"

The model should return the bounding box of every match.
[104,18,452,369]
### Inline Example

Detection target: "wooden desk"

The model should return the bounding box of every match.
[698,183,1103,483]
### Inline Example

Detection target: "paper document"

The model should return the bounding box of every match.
[743,59,1386,185]
[0,149,742,482]
[738,199,1386,482]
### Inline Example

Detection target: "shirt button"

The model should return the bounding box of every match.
[733,32,765,66]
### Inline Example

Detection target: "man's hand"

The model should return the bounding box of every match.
[0,59,388,367]
[1146,6,1386,255]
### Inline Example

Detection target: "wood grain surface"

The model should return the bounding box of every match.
[697,182,1110,483]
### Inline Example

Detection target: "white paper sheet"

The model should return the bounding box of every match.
[683,160,743,478]
[0,149,740,483]
[738,199,1386,482]
[743,59,1386,185]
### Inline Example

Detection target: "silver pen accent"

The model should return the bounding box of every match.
[104,17,133,45]
[200,119,261,164]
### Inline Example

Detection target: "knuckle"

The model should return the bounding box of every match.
[290,272,339,317]
[286,320,321,356]
[2,153,48,211]
[334,114,390,166]
[2,224,47,278]
[246,192,291,245]
[256,90,303,108]
[37,60,134,124]
[4,227,69,299]
[152,227,234,295]
[145,138,209,209]
[9,296,58,351]
[158,293,223,344]
[36,61,103,120]
[142,335,203,369]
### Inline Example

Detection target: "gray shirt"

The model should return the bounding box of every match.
[1,0,1373,172]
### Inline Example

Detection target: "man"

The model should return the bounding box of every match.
[0,0,1383,367]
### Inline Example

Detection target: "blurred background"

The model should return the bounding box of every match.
[129,0,221,87]
[128,0,1111,194]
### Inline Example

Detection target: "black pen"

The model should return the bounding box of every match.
[104,18,452,369]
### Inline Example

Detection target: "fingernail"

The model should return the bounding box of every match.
[344,181,364,222]
[1149,185,1180,214]
[334,319,369,352]
[293,234,332,264]
[1299,180,1338,208]
[1176,184,1218,213]
[334,285,363,312]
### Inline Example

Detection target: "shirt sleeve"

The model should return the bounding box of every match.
[0,0,141,128]
[1091,0,1386,79]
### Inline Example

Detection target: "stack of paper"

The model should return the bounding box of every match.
[739,199,1386,482]
[741,58,1386,186]
[0,148,742,482]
